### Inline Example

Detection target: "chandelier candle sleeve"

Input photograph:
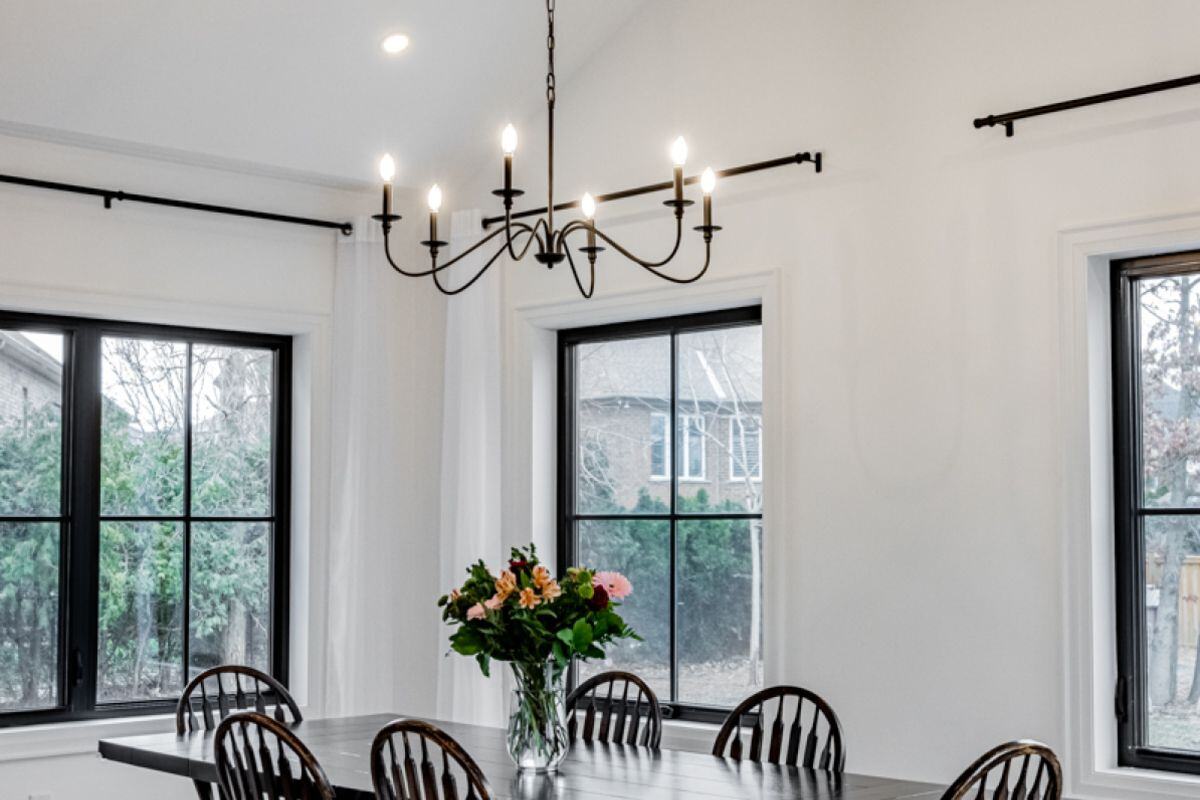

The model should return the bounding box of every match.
[581,192,596,249]
[427,184,442,242]
[379,155,396,217]
[502,124,517,197]
[671,136,688,203]
[701,167,716,228]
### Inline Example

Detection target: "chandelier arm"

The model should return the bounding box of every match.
[558,219,712,285]
[560,241,595,299]
[585,215,685,269]
[625,237,712,285]
[382,227,453,277]
[430,237,513,296]
[505,213,549,260]
[421,220,535,274]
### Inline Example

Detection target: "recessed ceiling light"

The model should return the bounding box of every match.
[381,33,410,55]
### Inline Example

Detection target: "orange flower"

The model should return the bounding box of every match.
[449,588,462,602]
[531,565,553,590]
[495,570,517,600]
[518,587,541,609]
[541,580,562,602]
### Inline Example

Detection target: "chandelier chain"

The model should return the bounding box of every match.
[546,0,556,107]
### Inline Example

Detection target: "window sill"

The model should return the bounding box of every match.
[1077,764,1200,800]
[0,713,178,763]
[661,718,719,754]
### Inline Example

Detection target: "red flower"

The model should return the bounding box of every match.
[588,583,609,611]
[509,558,530,574]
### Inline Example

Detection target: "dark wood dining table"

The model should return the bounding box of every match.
[98,713,943,800]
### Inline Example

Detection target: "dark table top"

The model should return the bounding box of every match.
[99,713,943,800]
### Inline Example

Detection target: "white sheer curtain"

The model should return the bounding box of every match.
[325,216,442,718]
[435,209,506,726]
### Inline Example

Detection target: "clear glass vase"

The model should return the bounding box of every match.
[506,659,569,773]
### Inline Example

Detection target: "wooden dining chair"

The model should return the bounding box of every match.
[214,711,334,800]
[565,670,662,748]
[370,719,494,800]
[941,740,1062,800]
[712,685,845,771]
[175,665,303,800]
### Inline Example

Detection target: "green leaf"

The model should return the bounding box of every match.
[572,619,593,652]
[556,628,574,649]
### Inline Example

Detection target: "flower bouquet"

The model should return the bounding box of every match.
[438,544,637,772]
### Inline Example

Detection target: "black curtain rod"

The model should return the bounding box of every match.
[482,151,821,229]
[974,72,1200,137]
[0,173,354,236]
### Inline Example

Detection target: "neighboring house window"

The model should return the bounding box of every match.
[730,418,762,480]
[680,414,705,480]
[649,412,669,479]
[559,306,763,720]
[0,311,290,727]
[1113,251,1200,773]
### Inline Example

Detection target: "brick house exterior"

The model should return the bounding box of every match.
[0,332,62,422]
[576,332,762,513]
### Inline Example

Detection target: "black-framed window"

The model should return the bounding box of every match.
[0,310,290,727]
[558,306,763,721]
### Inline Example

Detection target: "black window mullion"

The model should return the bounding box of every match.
[181,342,193,688]
[67,328,102,715]
[271,343,292,684]
[52,327,76,713]
[669,329,679,706]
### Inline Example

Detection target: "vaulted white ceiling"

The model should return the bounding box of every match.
[0,0,646,188]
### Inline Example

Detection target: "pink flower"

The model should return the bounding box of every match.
[449,588,462,602]
[593,571,632,600]
[466,603,486,621]
[484,594,504,611]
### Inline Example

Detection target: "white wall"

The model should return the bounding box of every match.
[442,0,1200,793]
[0,133,445,799]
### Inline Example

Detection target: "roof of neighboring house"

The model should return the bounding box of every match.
[576,329,762,405]
[0,331,63,386]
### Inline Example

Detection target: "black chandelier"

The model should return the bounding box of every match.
[371,0,722,298]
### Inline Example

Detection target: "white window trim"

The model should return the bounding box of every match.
[649,411,670,481]
[1060,210,1200,800]
[729,418,762,482]
[679,412,706,481]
